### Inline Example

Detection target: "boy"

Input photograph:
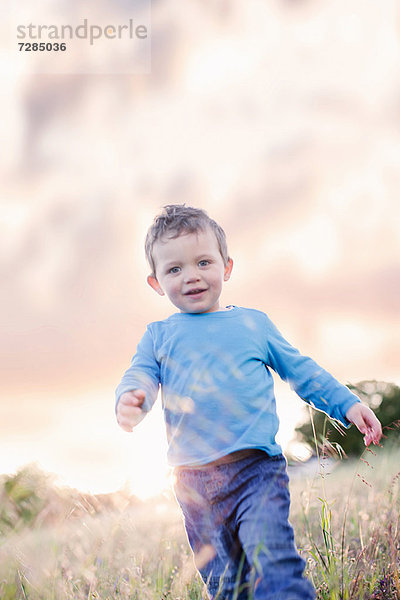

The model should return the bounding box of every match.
[116,204,382,600]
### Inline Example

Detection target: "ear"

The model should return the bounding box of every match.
[147,275,165,296]
[224,258,233,281]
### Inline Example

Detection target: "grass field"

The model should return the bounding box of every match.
[0,445,399,599]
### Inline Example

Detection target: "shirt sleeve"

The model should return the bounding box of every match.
[115,326,160,413]
[264,315,360,426]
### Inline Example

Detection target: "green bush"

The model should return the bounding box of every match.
[0,465,48,535]
[295,380,400,457]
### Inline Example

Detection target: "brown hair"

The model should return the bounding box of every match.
[145,204,229,276]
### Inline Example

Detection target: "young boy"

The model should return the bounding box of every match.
[116,204,382,600]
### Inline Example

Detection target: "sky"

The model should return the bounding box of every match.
[2,0,400,498]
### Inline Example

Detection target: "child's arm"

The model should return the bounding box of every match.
[116,389,147,432]
[115,326,160,426]
[345,403,382,447]
[263,313,383,439]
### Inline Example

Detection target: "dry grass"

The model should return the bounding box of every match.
[290,445,400,599]
[0,447,399,599]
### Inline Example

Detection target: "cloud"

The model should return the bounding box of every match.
[2,0,400,397]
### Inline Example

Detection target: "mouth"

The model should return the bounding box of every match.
[184,288,207,297]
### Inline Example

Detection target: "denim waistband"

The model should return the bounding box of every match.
[174,448,267,471]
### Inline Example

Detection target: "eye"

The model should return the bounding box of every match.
[198,260,210,267]
[168,266,181,274]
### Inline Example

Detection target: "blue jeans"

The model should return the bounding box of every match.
[174,451,315,600]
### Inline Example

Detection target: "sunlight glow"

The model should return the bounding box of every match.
[316,318,386,367]
[286,441,313,462]
[184,38,258,93]
[0,391,170,500]
[260,214,339,277]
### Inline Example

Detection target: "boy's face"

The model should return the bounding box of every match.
[147,228,233,313]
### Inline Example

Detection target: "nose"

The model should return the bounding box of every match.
[183,266,201,283]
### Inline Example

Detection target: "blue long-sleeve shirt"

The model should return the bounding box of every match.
[116,306,359,466]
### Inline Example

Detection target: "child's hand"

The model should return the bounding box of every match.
[345,403,382,447]
[116,389,146,432]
